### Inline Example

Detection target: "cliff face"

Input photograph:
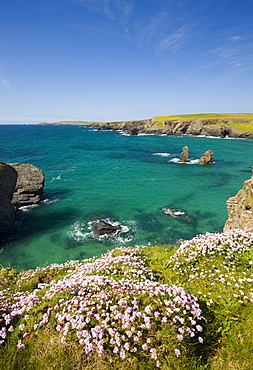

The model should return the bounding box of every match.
[0,162,18,235]
[0,162,44,237]
[224,174,253,231]
[88,118,253,139]
[10,163,44,208]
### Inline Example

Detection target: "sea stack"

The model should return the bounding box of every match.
[198,150,214,164]
[178,146,189,163]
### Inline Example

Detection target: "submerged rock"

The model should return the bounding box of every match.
[93,220,121,236]
[162,207,193,223]
[198,150,214,164]
[177,146,189,163]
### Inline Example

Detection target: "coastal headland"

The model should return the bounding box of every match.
[39,113,253,139]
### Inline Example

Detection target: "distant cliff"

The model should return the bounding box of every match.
[88,117,253,139]
[224,173,253,231]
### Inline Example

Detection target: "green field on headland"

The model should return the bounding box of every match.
[1,229,253,369]
[56,121,94,125]
[154,113,253,132]
[154,113,253,122]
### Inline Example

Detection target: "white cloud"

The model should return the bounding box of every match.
[138,12,169,43]
[229,35,243,42]
[158,24,192,52]
[71,0,134,21]
[232,63,243,68]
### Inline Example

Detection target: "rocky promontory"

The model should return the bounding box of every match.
[224,172,253,231]
[87,116,253,139]
[0,162,44,237]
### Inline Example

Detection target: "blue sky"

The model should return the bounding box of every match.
[0,0,253,123]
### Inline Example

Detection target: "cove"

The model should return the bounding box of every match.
[0,124,252,270]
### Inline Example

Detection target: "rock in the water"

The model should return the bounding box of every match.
[198,150,214,164]
[178,146,189,163]
[224,173,253,231]
[0,162,18,235]
[93,220,121,236]
[162,207,193,223]
[127,127,139,136]
[10,163,44,208]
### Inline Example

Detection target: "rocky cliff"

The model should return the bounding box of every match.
[0,162,18,235]
[0,162,44,237]
[10,163,44,208]
[224,173,253,231]
[88,117,253,139]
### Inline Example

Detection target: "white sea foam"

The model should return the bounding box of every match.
[19,204,39,212]
[162,207,186,218]
[42,197,59,205]
[153,153,171,157]
[50,175,61,182]
[68,219,135,244]
[169,158,200,164]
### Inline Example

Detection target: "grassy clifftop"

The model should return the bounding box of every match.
[154,113,253,121]
[1,228,253,369]
[154,113,253,133]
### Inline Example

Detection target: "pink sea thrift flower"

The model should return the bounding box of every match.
[198,337,203,343]
[17,340,25,349]
[174,348,181,357]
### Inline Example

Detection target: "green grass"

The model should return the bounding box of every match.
[56,121,94,125]
[226,122,253,132]
[154,113,253,122]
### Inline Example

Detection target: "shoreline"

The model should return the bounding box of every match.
[38,113,253,139]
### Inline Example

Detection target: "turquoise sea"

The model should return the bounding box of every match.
[0,124,252,270]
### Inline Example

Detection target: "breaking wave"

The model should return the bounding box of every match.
[68,219,136,244]
[153,153,171,157]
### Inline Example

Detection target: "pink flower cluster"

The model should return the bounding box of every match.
[0,246,203,366]
[168,229,253,306]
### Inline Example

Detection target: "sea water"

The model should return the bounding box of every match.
[0,124,252,270]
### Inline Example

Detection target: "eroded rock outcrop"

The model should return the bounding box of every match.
[10,163,44,208]
[127,127,139,136]
[224,173,253,231]
[0,162,18,235]
[0,161,44,237]
[93,220,121,236]
[198,150,214,164]
[178,146,189,163]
